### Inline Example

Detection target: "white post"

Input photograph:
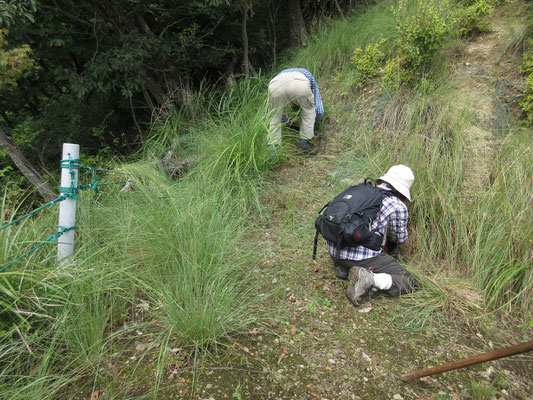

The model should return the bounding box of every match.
[57,143,79,264]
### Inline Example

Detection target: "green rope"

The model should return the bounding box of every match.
[1,155,129,272]
[60,155,129,195]
[0,225,76,273]
[58,186,79,198]
[0,195,67,232]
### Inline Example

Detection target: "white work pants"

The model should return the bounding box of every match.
[267,71,316,146]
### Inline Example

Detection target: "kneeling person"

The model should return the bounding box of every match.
[326,165,418,306]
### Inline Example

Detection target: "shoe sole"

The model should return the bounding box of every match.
[346,267,361,306]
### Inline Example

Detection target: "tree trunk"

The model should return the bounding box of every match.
[242,8,250,77]
[267,3,278,67]
[241,1,255,77]
[334,0,345,17]
[0,126,56,202]
[288,0,307,46]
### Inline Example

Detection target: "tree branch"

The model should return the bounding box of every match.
[0,126,56,202]
[43,2,93,28]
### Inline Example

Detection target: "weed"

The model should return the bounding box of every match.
[469,380,497,399]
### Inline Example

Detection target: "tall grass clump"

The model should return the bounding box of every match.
[120,166,260,346]
[293,2,398,74]
[0,188,143,398]
[334,81,468,266]
[336,79,531,316]
[106,77,274,347]
[467,127,532,317]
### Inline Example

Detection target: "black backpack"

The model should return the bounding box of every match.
[313,179,389,262]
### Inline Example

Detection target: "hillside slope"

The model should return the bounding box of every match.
[157,9,532,400]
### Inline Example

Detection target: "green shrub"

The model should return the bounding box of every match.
[456,0,496,35]
[394,0,455,69]
[350,0,496,90]
[351,38,388,87]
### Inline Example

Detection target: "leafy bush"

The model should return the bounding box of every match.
[455,0,496,35]
[350,0,497,90]
[381,0,457,89]
[351,38,387,87]
[394,0,455,69]
[0,29,34,87]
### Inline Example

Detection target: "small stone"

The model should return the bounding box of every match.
[328,359,336,364]
[135,342,149,351]
[393,395,404,400]
[483,366,495,380]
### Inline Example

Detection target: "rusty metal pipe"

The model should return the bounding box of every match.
[400,340,533,382]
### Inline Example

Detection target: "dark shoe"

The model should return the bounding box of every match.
[296,139,318,155]
[346,267,375,306]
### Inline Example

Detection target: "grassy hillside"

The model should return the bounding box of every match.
[1,0,531,398]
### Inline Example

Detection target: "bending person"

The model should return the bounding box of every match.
[267,68,324,154]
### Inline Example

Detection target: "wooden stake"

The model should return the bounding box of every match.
[400,340,533,382]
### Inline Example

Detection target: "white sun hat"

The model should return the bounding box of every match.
[378,164,414,201]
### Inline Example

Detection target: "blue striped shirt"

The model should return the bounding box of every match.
[326,185,409,261]
[277,68,324,122]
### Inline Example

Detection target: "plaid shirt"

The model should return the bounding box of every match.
[277,68,324,122]
[326,185,409,261]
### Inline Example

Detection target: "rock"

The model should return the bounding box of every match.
[135,342,149,351]
[393,395,404,400]
[483,366,495,380]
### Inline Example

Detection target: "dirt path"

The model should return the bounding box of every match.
[218,16,532,400]
[452,19,523,196]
